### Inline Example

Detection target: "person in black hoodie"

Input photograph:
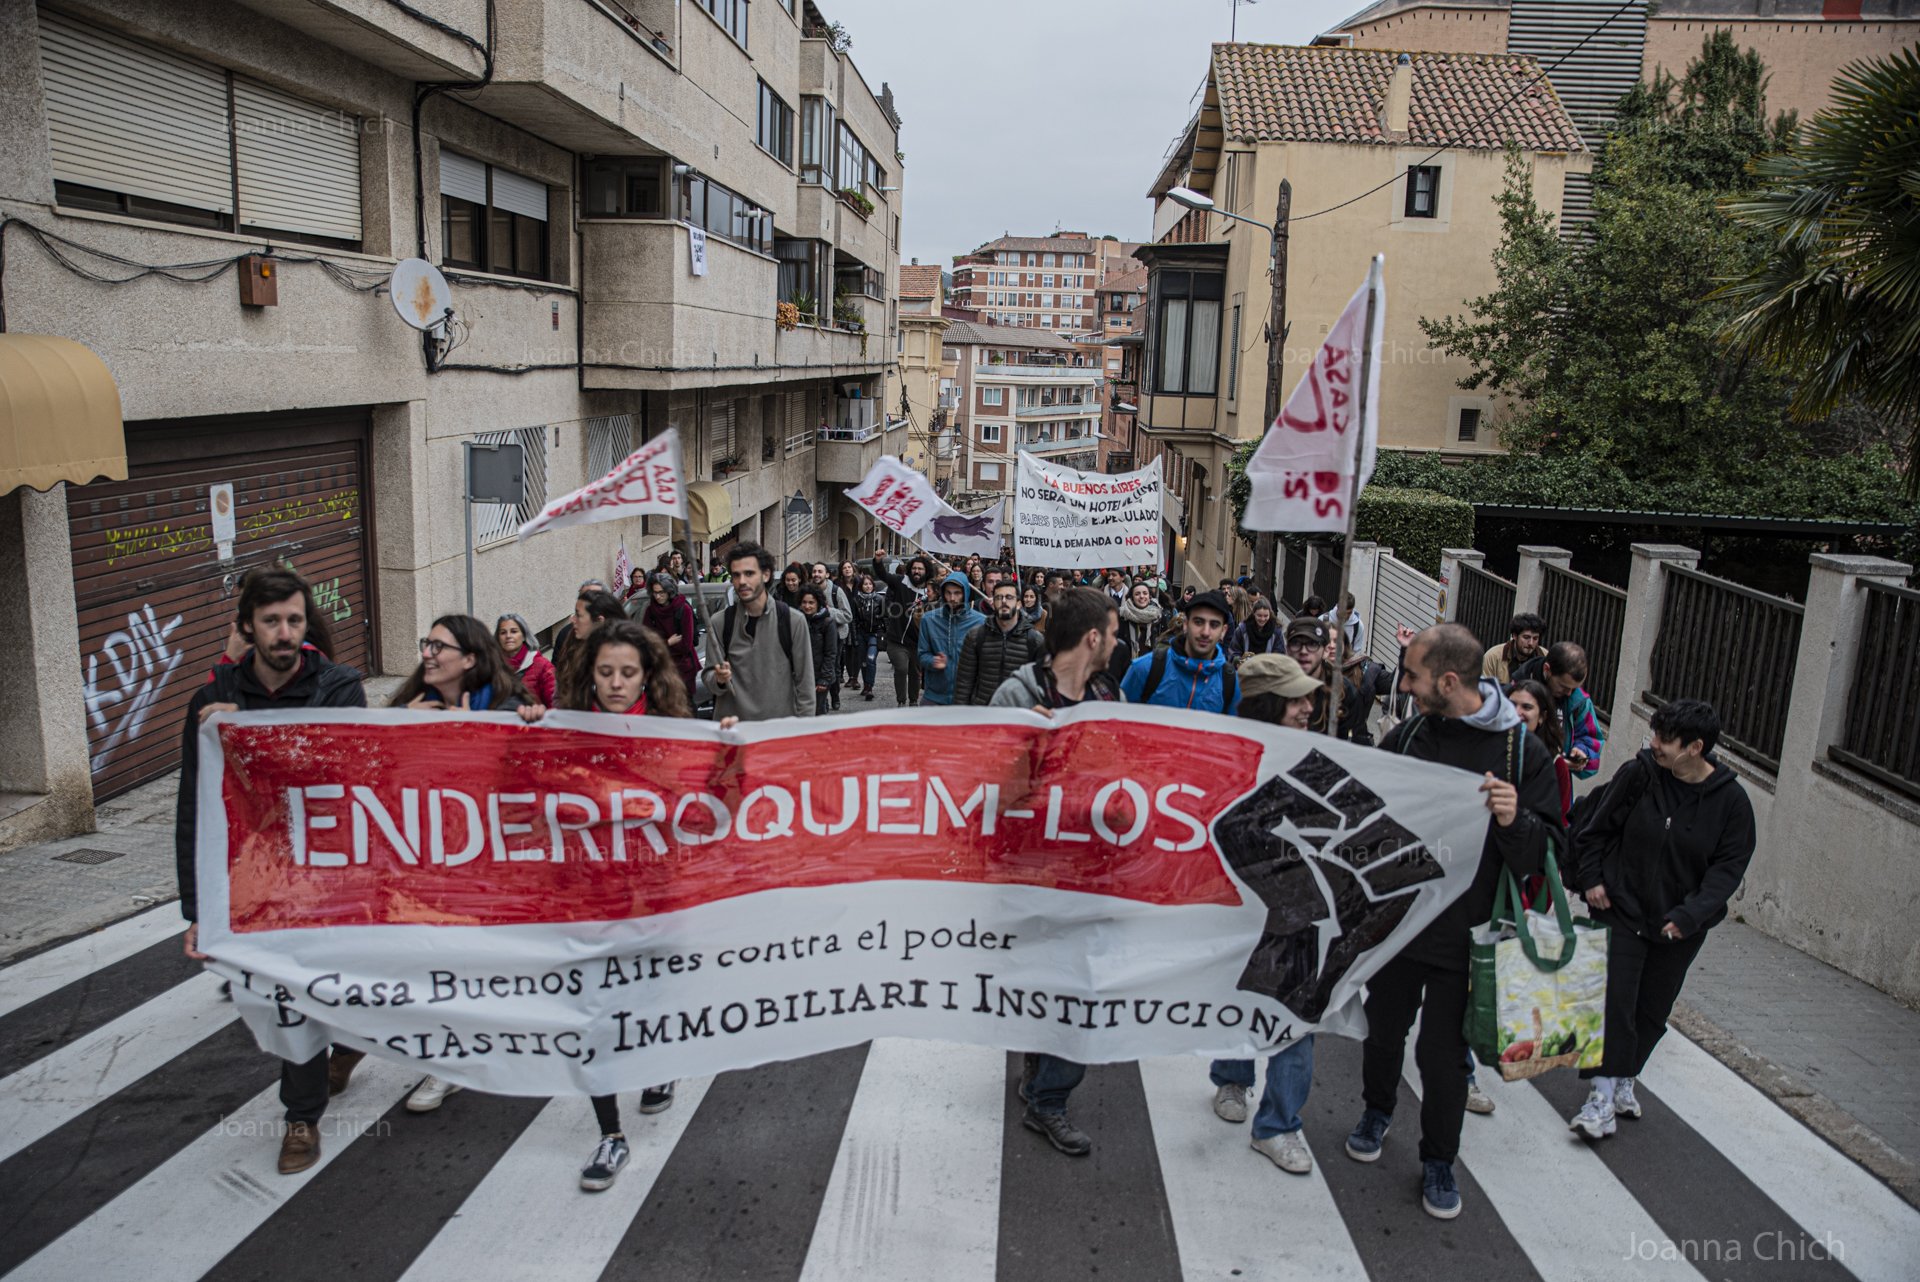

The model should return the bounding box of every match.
[1343,623,1559,1222]
[871,552,939,706]
[1567,698,1755,1141]
[175,568,366,1176]
[797,583,841,714]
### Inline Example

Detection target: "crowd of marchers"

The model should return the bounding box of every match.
[172,546,1754,1222]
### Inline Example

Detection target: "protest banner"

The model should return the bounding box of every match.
[847,456,940,539]
[922,499,1004,560]
[195,706,1492,1097]
[1013,455,1162,571]
[518,428,687,540]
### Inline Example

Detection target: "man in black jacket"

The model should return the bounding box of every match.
[1567,698,1755,1140]
[176,568,367,1176]
[871,552,939,707]
[954,581,1044,705]
[1343,623,1560,1221]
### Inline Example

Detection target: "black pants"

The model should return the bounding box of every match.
[592,1093,620,1135]
[281,1048,339,1125]
[1585,927,1707,1080]
[1360,953,1471,1165]
[885,640,921,706]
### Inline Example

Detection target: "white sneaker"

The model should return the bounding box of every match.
[1614,1077,1643,1120]
[1464,1079,1496,1115]
[1212,1082,1249,1124]
[1568,1088,1616,1140]
[405,1075,463,1113]
[1250,1129,1313,1174]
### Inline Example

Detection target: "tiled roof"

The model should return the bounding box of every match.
[941,320,1081,350]
[962,234,1104,256]
[1100,264,1149,295]
[1210,43,1586,152]
[898,263,943,300]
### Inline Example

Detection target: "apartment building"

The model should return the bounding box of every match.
[0,0,906,847]
[1137,42,1588,588]
[894,259,948,484]
[940,322,1104,523]
[949,233,1108,334]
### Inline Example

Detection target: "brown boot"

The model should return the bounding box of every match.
[278,1120,321,1174]
[326,1047,365,1096]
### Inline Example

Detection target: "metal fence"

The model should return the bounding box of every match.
[1456,563,1516,652]
[1280,542,1307,612]
[1312,547,1344,610]
[1833,582,1920,799]
[1538,563,1626,721]
[1648,567,1804,771]
[1367,554,1444,668]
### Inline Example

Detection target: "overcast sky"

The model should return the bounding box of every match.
[823,0,1366,270]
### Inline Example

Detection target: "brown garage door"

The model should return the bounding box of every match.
[66,408,377,800]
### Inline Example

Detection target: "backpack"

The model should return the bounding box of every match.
[1138,645,1237,709]
[719,600,797,672]
[1565,755,1650,841]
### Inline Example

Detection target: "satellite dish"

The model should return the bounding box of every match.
[389,258,453,332]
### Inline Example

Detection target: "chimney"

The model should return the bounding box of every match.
[1382,52,1413,139]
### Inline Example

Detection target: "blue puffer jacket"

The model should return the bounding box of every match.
[916,572,985,705]
[1120,640,1241,715]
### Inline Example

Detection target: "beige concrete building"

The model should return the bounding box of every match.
[0,0,906,847]
[1138,42,1588,588]
[894,259,948,487]
[940,321,1104,527]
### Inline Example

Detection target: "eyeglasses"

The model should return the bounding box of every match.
[419,638,465,657]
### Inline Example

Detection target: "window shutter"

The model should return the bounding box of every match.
[491,167,548,221]
[709,401,736,462]
[233,78,362,241]
[439,150,487,204]
[39,12,232,213]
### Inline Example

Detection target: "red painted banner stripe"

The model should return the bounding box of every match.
[218,718,1264,932]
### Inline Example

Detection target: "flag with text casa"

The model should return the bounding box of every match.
[518,428,688,541]
[848,456,939,539]
[193,705,1493,1097]
[1243,256,1385,533]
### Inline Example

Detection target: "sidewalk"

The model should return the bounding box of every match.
[4,720,1916,1211]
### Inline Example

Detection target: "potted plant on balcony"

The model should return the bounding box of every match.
[785,290,817,326]
[776,300,800,332]
[805,20,852,52]
[832,294,865,333]
[836,186,875,219]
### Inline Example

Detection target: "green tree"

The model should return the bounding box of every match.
[1717,47,1920,490]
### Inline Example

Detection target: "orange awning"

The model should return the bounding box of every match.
[0,333,126,494]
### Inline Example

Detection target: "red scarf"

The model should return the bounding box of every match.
[590,691,649,717]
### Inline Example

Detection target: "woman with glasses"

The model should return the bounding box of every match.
[393,615,530,713]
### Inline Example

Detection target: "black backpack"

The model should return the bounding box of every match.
[1137,645,1237,709]
[1566,755,1649,841]
[719,600,797,672]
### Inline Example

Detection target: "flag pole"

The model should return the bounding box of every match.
[680,518,716,633]
[1324,254,1382,739]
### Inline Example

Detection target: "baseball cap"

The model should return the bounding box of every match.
[1240,654,1321,700]
[1286,617,1331,647]
[1185,590,1233,624]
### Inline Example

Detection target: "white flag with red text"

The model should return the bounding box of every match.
[518,428,688,540]
[1243,257,1384,533]
[848,455,939,539]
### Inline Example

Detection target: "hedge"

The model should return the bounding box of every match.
[1354,487,1475,579]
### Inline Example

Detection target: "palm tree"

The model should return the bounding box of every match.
[1717,47,1920,490]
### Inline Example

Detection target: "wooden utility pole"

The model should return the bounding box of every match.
[1252,179,1291,604]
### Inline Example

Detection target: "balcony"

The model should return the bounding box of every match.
[229,0,491,79]
[826,397,881,438]
[816,424,885,485]
[1018,432,1101,456]
[582,219,777,390]
[1014,401,1100,420]
[975,365,1104,384]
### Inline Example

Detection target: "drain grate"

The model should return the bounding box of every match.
[52,847,126,866]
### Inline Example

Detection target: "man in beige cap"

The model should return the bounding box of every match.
[1205,650,1326,1173]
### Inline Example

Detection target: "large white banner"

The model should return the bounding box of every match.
[1013,454,1162,571]
[194,706,1493,1096]
[847,455,940,538]
[1243,256,1385,534]
[518,427,688,540]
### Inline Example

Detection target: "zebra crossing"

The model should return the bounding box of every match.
[3,906,1915,1282]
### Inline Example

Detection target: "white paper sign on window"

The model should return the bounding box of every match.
[688,226,708,277]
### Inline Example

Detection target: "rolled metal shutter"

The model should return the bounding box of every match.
[439,150,487,204]
[38,11,232,214]
[234,78,363,241]
[66,410,376,800]
[491,167,548,221]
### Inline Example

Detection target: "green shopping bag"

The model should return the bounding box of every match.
[1464,847,1609,1081]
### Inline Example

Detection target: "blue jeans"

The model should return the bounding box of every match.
[1022,1053,1085,1115]
[859,634,879,690]
[1210,1035,1316,1139]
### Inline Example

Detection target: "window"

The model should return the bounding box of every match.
[41,11,364,246]
[442,151,550,279]
[1152,270,1224,395]
[584,156,667,217]
[1043,253,1055,267]
[1405,165,1441,219]
[980,462,1002,483]
[756,81,794,167]
[982,423,1003,444]
[982,387,1004,406]
[696,0,749,48]
[470,426,549,546]
[679,170,771,255]
[585,414,636,478]
[1457,407,1481,443]
[1041,274,1054,288]
[836,124,871,194]
[800,97,837,183]
[776,237,828,316]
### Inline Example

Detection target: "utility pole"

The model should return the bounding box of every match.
[1252,178,1291,604]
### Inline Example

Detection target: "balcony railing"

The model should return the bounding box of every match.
[834,398,880,435]
[1015,401,1099,420]
[1018,434,1099,454]
[819,424,881,443]
[977,364,1104,383]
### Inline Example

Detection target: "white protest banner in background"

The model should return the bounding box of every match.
[1242,257,1384,534]
[194,705,1493,1096]
[518,427,687,541]
[922,499,1004,560]
[847,455,940,539]
[688,226,708,277]
[1014,454,1162,570]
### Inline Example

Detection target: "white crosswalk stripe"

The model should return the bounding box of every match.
[0,907,185,1019]
[4,939,1920,1282]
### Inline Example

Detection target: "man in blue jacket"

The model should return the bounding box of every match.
[917,570,984,705]
[1120,590,1240,715]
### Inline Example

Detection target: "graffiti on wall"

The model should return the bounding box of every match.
[83,604,186,773]
[310,576,353,624]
